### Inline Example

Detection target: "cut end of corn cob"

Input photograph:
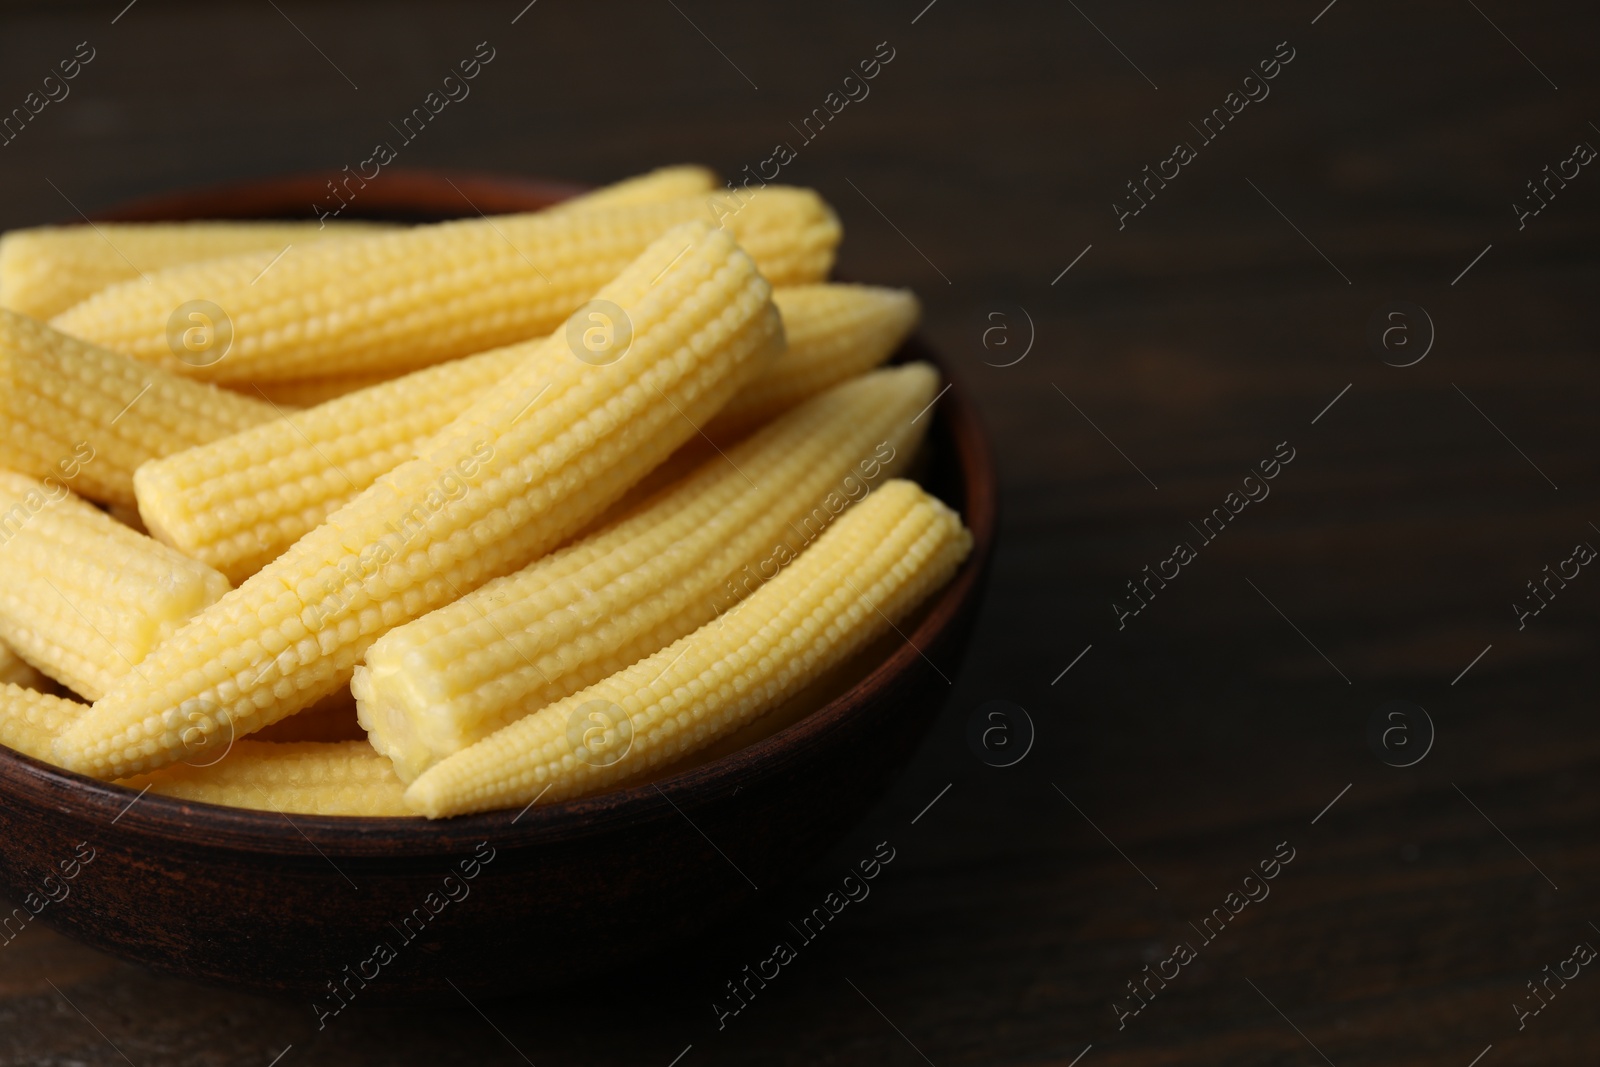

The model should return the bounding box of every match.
[0,682,86,763]
[0,309,278,507]
[50,187,834,384]
[403,479,971,818]
[0,470,231,701]
[0,220,395,320]
[55,221,782,781]
[118,740,414,817]
[357,362,939,783]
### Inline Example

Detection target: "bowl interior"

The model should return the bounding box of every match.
[2,169,998,855]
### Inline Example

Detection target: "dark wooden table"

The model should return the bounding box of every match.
[3,1,1598,1063]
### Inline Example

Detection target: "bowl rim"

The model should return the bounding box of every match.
[0,169,997,853]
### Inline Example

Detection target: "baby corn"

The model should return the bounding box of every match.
[0,310,278,507]
[708,284,920,442]
[584,283,922,521]
[0,683,85,763]
[120,741,412,817]
[136,345,529,583]
[356,363,939,782]
[134,282,901,584]
[0,166,714,324]
[404,479,971,817]
[0,220,393,320]
[0,638,45,691]
[0,471,230,700]
[52,188,837,383]
[56,222,783,779]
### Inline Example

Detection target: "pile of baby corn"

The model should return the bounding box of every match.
[0,165,970,819]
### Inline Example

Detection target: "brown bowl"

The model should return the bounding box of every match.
[0,170,996,999]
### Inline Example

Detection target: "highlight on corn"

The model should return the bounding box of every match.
[54,220,783,780]
[356,362,939,782]
[51,188,837,383]
[404,479,972,818]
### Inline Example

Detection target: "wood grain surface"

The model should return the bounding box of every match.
[2,1,1598,1064]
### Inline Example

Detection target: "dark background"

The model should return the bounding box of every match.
[3,0,1599,1063]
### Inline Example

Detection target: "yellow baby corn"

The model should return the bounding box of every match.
[52,188,837,383]
[582,283,923,525]
[0,683,84,763]
[56,222,782,779]
[0,638,45,691]
[404,479,971,817]
[0,167,712,325]
[356,363,938,782]
[136,345,530,583]
[184,170,717,411]
[0,471,230,700]
[133,282,895,584]
[0,220,393,320]
[550,164,718,212]
[707,284,920,442]
[0,309,278,507]
[120,741,412,817]
[634,625,906,785]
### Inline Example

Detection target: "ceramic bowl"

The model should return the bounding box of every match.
[0,170,996,998]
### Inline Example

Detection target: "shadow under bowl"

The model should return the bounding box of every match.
[0,169,997,999]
